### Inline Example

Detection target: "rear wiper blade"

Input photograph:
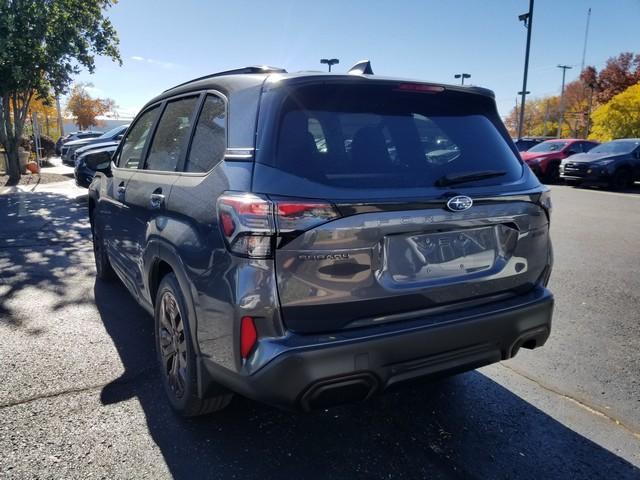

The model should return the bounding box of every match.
[435,170,507,187]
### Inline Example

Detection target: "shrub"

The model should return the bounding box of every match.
[19,137,32,151]
[37,135,56,158]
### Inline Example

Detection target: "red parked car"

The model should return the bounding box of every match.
[521,139,599,183]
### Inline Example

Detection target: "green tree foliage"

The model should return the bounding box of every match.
[0,0,120,184]
[589,83,640,141]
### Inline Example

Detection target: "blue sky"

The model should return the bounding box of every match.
[75,0,640,119]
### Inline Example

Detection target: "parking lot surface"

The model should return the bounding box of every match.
[0,182,638,479]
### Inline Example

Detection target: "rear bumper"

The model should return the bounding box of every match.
[200,287,554,410]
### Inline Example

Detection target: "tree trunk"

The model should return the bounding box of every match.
[5,141,21,185]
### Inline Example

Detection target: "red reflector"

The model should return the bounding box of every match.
[220,211,236,236]
[396,83,445,93]
[240,316,258,359]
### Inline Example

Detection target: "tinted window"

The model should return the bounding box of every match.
[97,125,127,140]
[185,95,226,173]
[117,106,159,169]
[145,96,198,172]
[590,140,640,155]
[528,141,568,153]
[567,142,582,153]
[260,83,522,191]
[514,139,540,151]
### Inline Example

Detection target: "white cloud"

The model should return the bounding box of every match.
[129,55,178,69]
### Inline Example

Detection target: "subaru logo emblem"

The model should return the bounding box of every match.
[446,195,473,212]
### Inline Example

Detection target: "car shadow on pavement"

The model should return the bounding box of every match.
[95,281,639,480]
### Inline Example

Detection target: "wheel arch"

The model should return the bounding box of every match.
[146,240,201,350]
[146,240,209,398]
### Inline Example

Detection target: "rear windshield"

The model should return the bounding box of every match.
[256,83,522,194]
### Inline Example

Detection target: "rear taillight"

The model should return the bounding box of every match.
[275,201,339,233]
[217,192,274,258]
[217,192,339,258]
[539,190,552,221]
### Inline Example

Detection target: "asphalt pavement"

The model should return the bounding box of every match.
[0,180,638,479]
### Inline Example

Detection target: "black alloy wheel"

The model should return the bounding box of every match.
[158,291,188,399]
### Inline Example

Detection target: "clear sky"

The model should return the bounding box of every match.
[74,0,640,120]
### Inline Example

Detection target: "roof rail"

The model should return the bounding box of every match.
[164,65,287,92]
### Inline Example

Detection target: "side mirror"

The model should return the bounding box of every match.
[85,150,113,175]
[566,149,578,156]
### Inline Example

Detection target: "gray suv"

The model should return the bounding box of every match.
[88,64,554,415]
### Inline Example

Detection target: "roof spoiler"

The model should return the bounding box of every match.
[348,60,374,75]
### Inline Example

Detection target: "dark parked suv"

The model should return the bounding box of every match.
[88,64,554,415]
[560,139,640,189]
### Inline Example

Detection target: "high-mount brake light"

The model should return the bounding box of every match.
[217,192,340,257]
[395,83,445,93]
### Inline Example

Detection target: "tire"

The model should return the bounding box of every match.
[91,210,115,281]
[155,273,232,416]
[544,163,561,184]
[564,179,581,187]
[609,168,630,191]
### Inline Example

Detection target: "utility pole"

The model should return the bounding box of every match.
[517,0,534,140]
[320,58,339,72]
[515,97,519,136]
[585,82,595,138]
[556,65,572,138]
[454,73,471,85]
[542,100,550,137]
[55,94,64,137]
[580,8,592,73]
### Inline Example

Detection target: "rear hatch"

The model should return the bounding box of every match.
[252,79,550,333]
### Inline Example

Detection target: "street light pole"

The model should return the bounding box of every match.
[517,0,534,140]
[320,58,339,72]
[556,64,573,137]
[454,73,471,85]
[517,90,530,136]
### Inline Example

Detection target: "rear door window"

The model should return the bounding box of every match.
[116,106,159,169]
[256,83,522,195]
[185,94,226,173]
[145,96,199,172]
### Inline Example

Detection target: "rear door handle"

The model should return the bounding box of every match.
[150,192,165,210]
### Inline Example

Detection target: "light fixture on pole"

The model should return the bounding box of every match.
[320,58,339,72]
[454,73,471,85]
[517,0,534,140]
